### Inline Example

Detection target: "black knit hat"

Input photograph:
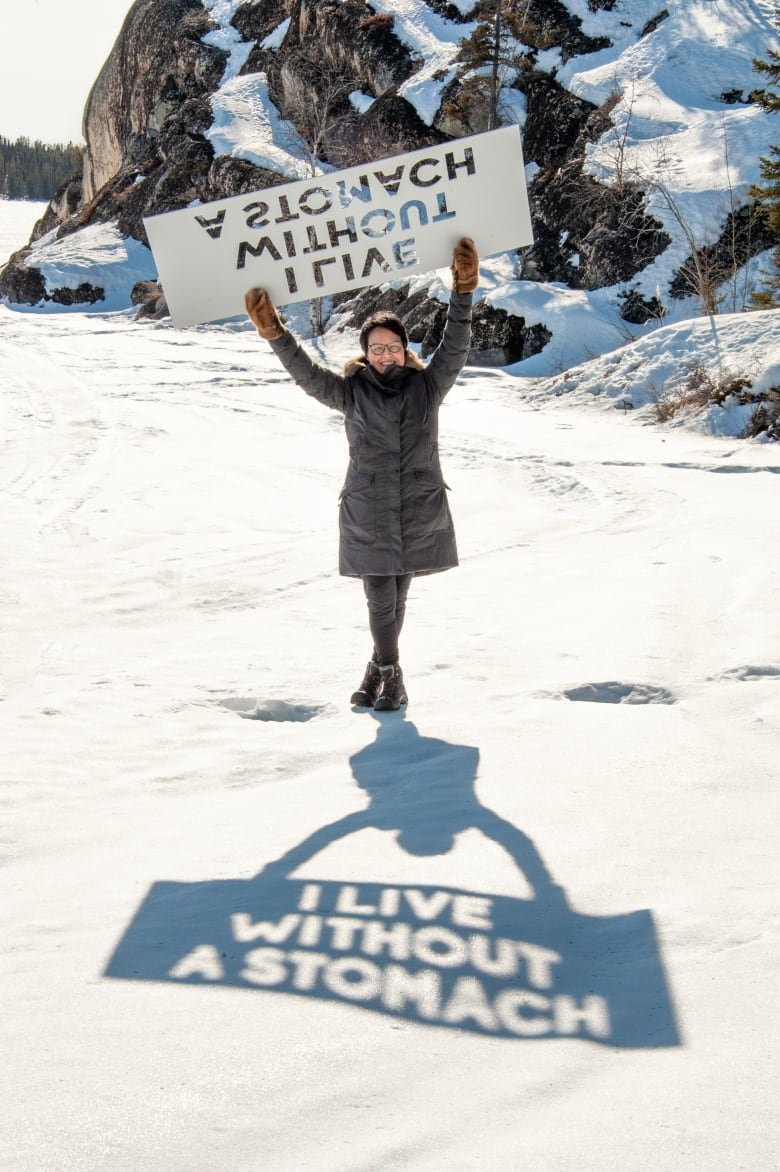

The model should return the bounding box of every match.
[359,311,408,355]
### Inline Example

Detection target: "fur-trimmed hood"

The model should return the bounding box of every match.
[342,350,425,377]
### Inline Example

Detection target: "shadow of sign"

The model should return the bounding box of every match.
[105,718,680,1048]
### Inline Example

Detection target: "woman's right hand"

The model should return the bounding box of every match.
[245,288,285,340]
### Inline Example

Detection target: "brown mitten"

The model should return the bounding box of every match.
[450,236,479,294]
[245,288,285,340]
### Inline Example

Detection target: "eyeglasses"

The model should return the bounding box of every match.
[367,342,404,356]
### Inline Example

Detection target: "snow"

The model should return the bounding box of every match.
[262,18,291,53]
[367,0,477,125]
[0,199,46,266]
[206,73,312,178]
[531,307,780,418]
[560,0,780,307]
[1,194,779,1168]
[349,89,377,115]
[202,0,254,84]
[2,0,776,377]
[26,220,158,312]
[0,201,157,313]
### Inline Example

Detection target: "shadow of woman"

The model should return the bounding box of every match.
[104,713,680,1047]
[258,711,566,911]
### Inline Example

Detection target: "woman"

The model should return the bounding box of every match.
[245,236,478,711]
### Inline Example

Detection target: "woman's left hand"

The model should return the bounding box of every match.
[451,237,479,293]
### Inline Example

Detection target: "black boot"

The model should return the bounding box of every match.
[374,663,408,711]
[350,660,381,707]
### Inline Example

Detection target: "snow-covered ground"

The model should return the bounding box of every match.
[0,200,47,267]
[1,194,778,1169]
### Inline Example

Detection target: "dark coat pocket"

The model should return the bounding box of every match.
[413,469,451,533]
[339,471,376,541]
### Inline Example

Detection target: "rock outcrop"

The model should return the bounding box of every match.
[338,282,551,366]
[0,0,225,308]
[0,0,769,355]
[80,0,222,204]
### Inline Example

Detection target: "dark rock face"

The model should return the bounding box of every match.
[81,0,223,204]
[512,0,611,63]
[284,0,416,103]
[236,0,416,123]
[465,303,552,366]
[203,157,290,202]
[0,0,435,308]
[50,282,106,307]
[29,176,84,241]
[231,0,294,46]
[668,203,775,307]
[131,279,168,319]
[414,301,551,367]
[522,102,672,290]
[240,0,425,171]
[76,1,227,246]
[521,73,596,170]
[0,251,47,305]
[640,10,670,38]
[328,94,449,168]
[618,288,666,325]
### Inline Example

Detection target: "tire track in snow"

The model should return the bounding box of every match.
[0,323,116,702]
[0,334,106,528]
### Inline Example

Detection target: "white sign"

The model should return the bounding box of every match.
[143,126,533,327]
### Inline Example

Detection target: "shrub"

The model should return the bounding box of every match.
[741,388,780,440]
[359,14,394,33]
[652,363,779,439]
[652,364,750,423]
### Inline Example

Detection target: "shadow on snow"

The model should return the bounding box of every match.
[105,714,680,1048]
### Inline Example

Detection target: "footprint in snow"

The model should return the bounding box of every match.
[551,681,677,705]
[712,665,780,682]
[219,697,331,722]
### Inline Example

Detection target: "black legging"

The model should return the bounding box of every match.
[362,574,413,666]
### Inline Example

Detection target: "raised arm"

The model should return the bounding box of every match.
[476,808,568,911]
[245,287,349,414]
[423,237,478,402]
[254,811,373,880]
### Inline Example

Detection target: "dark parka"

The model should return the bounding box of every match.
[269,291,473,578]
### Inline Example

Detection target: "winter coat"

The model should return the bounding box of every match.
[269,291,473,578]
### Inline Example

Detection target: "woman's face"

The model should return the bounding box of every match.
[365,326,406,374]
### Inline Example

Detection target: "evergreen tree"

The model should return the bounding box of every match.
[447,1,532,133]
[0,136,81,202]
[752,5,780,112]
[750,5,780,306]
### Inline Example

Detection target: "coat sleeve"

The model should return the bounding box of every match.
[269,330,349,414]
[424,291,473,403]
